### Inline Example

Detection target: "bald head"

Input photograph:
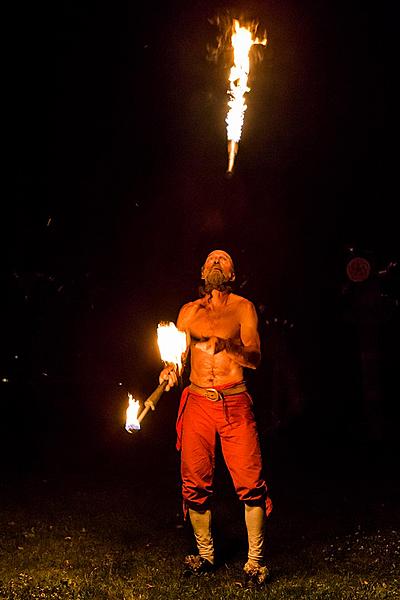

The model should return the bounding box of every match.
[204,250,234,268]
[201,250,235,284]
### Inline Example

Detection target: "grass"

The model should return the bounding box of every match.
[0,436,399,599]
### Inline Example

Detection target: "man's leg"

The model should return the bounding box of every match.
[244,504,266,567]
[181,395,216,571]
[243,504,269,584]
[219,395,270,583]
[186,508,214,566]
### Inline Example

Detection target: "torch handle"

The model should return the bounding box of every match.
[226,139,238,176]
[137,380,168,424]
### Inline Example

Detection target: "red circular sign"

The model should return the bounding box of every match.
[346,257,371,282]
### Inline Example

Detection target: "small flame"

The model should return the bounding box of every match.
[226,19,267,144]
[125,393,140,433]
[157,322,187,373]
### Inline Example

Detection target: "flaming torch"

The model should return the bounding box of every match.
[225,19,267,177]
[125,322,186,433]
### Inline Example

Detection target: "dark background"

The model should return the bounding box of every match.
[1,0,399,479]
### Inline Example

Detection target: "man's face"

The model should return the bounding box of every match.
[201,251,235,287]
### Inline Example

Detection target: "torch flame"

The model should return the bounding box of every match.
[157,322,187,373]
[125,392,141,433]
[225,19,267,173]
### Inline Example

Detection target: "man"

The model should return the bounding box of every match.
[160,249,272,586]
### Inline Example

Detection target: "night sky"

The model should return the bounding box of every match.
[2,0,399,472]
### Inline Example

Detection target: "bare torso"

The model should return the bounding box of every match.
[177,292,260,388]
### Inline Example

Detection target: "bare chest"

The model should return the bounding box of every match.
[189,305,241,340]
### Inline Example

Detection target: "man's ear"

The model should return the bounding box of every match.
[230,271,236,282]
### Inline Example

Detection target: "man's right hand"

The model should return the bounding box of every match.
[159,366,178,392]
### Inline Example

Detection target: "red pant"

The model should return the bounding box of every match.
[177,387,269,515]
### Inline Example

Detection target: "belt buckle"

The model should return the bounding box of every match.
[205,388,220,401]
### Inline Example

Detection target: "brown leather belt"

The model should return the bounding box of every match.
[189,381,247,401]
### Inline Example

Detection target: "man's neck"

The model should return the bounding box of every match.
[207,289,231,307]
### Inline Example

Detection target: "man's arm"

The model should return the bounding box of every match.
[195,300,261,369]
[177,304,192,368]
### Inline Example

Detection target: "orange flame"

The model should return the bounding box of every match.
[125,393,140,433]
[226,19,267,146]
[157,321,187,373]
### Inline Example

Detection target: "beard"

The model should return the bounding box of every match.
[199,267,233,297]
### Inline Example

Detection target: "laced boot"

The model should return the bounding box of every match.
[243,561,270,586]
[183,554,214,576]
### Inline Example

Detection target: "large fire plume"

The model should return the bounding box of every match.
[225,19,267,176]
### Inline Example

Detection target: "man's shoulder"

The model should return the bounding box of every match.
[180,298,203,311]
[229,293,256,309]
[178,299,203,319]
